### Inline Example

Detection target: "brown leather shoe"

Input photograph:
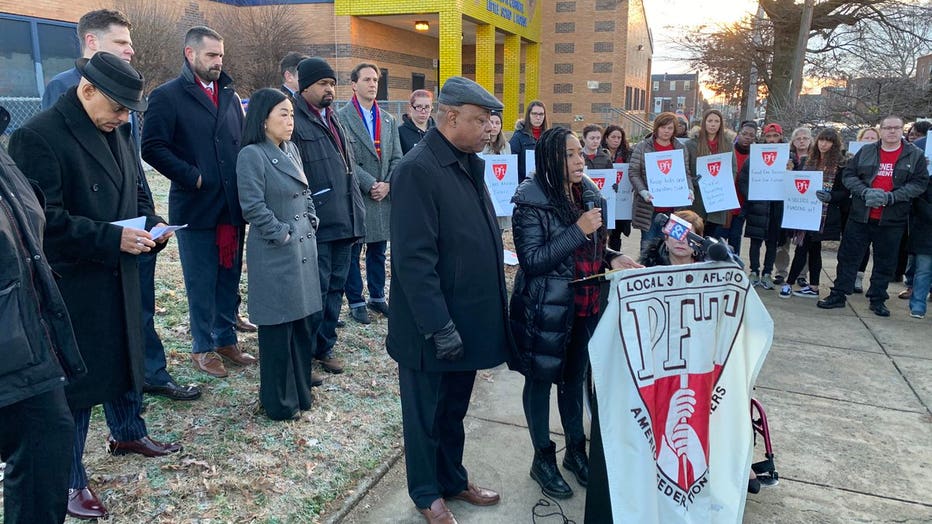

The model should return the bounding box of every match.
[67,487,109,520]
[310,370,325,387]
[419,498,457,524]
[235,314,258,332]
[318,356,344,374]
[107,435,182,457]
[450,483,500,506]
[216,344,258,366]
[192,352,228,378]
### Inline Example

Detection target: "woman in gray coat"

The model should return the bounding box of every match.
[237,89,323,421]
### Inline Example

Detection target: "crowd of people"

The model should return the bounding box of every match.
[1,7,930,524]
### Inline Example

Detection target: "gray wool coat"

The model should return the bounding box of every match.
[337,102,402,243]
[237,140,322,325]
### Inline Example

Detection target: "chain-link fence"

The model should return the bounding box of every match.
[0,97,42,145]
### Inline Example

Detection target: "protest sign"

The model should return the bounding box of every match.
[525,149,536,178]
[781,170,823,231]
[588,169,618,224]
[748,143,789,201]
[479,154,518,217]
[614,163,633,220]
[645,150,691,207]
[695,153,739,213]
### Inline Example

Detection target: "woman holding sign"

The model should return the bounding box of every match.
[483,111,513,232]
[685,109,735,237]
[779,128,847,298]
[629,112,694,254]
[509,127,635,500]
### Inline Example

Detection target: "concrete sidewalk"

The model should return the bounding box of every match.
[329,246,932,523]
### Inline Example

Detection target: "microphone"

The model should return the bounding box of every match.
[653,213,744,268]
[582,188,600,211]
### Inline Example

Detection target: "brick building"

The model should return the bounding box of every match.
[917,53,932,91]
[650,72,700,122]
[1,0,652,133]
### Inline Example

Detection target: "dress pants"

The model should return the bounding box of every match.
[70,390,147,489]
[398,365,476,509]
[523,315,595,450]
[0,387,73,524]
[257,313,319,420]
[831,219,904,302]
[315,239,354,359]
[344,240,387,308]
[175,228,243,354]
[139,252,172,385]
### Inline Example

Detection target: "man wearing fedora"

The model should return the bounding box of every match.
[9,52,183,520]
[291,57,366,377]
[387,76,513,523]
[143,26,257,379]
[41,8,202,403]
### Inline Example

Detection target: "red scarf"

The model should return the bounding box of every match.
[198,80,218,107]
[216,224,239,269]
[351,94,382,159]
[532,126,542,140]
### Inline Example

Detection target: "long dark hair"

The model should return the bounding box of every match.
[601,124,631,162]
[535,127,582,225]
[805,128,843,174]
[242,88,289,146]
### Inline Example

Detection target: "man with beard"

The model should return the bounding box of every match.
[142,26,256,378]
[291,57,366,377]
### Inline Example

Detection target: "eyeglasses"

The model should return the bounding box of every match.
[100,91,130,114]
[880,126,903,131]
[411,104,432,112]
[529,111,545,117]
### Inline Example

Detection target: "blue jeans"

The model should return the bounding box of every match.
[315,239,354,359]
[909,254,932,316]
[344,240,387,308]
[175,228,243,353]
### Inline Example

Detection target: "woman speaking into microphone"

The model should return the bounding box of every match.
[509,127,640,499]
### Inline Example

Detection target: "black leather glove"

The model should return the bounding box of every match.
[431,321,464,361]
[815,189,832,203]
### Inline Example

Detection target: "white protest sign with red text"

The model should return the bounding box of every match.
[748,143,790,201]
[587,170,618,224]
[781,170,822,231]
[695,152,739,213]
[645,150,691,207]
[479,153,518,217]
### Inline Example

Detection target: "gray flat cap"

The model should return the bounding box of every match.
[438,76,503,111]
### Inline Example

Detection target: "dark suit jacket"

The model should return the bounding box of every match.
[387,128,513,372]
[141,63,244,229]
[9,88,165,409]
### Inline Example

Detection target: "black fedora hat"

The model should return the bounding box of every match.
[76,51,148,112]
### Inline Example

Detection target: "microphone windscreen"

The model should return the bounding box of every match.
[706,241,732,262]
[653,212,670,229]
[582,189,599,211]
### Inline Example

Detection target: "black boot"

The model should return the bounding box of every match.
[530,441,573,498]
[562,439,589,487]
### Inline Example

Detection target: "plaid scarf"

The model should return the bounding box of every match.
[351,94,381,159]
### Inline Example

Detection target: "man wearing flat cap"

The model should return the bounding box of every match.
[387,76,514,523]
[291,57,366,378]
[9,51,182,520]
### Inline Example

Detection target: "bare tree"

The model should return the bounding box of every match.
[210,4,308,97]
[114,0,186,95]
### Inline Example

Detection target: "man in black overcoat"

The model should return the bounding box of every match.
[8,52,182,521]
[142,26,256,379]
[387,76,514,523]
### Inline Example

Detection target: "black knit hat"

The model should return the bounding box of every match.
[297,57,336,93]
[76,51,147,112]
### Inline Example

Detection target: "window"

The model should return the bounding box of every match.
[411,73,425,91]
[38,23,79,87]
[669,80,676,90]
[377,68,388,100]
[633,88,640,110]
[683,80,691,91]
[624,86,632,110]
[0,17,38,97]
[652,81,659,91]
[677,96,686,108]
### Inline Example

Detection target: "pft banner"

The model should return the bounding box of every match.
[589,262,773,524]
[588,169,618,224]
[479,153,518,217]
[748,143,790,201]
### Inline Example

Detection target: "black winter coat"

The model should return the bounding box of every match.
[803,162,848,242]
[398,114,434,155]
[908,178,932,255]
[291,97,366,243]
[141,63,244,229]
[508,176,606,384]
[737,161,783,242]
[387,128,512,372]
[9,90,166,409]
[509,124,538,183]
[842,140,929,227]
[0,147,85,409]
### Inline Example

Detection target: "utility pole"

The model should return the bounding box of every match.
[746,4,765,122]
[789,0,815,105]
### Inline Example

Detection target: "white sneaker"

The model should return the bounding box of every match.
[910,311,925,319]
[779,284,792,298]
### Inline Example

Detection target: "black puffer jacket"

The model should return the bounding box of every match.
[509,122,539,183]
[737,161,783,242]
[509,175,606,383]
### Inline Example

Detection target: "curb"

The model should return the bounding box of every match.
[324,446,405,523]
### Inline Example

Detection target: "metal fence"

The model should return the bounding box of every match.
[0,97,42,141]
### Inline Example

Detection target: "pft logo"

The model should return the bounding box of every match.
[657,158,672,175]
[706,161,721,177]
[492,164,507,181]
[794,179,810,194]
[761,151,777,166]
